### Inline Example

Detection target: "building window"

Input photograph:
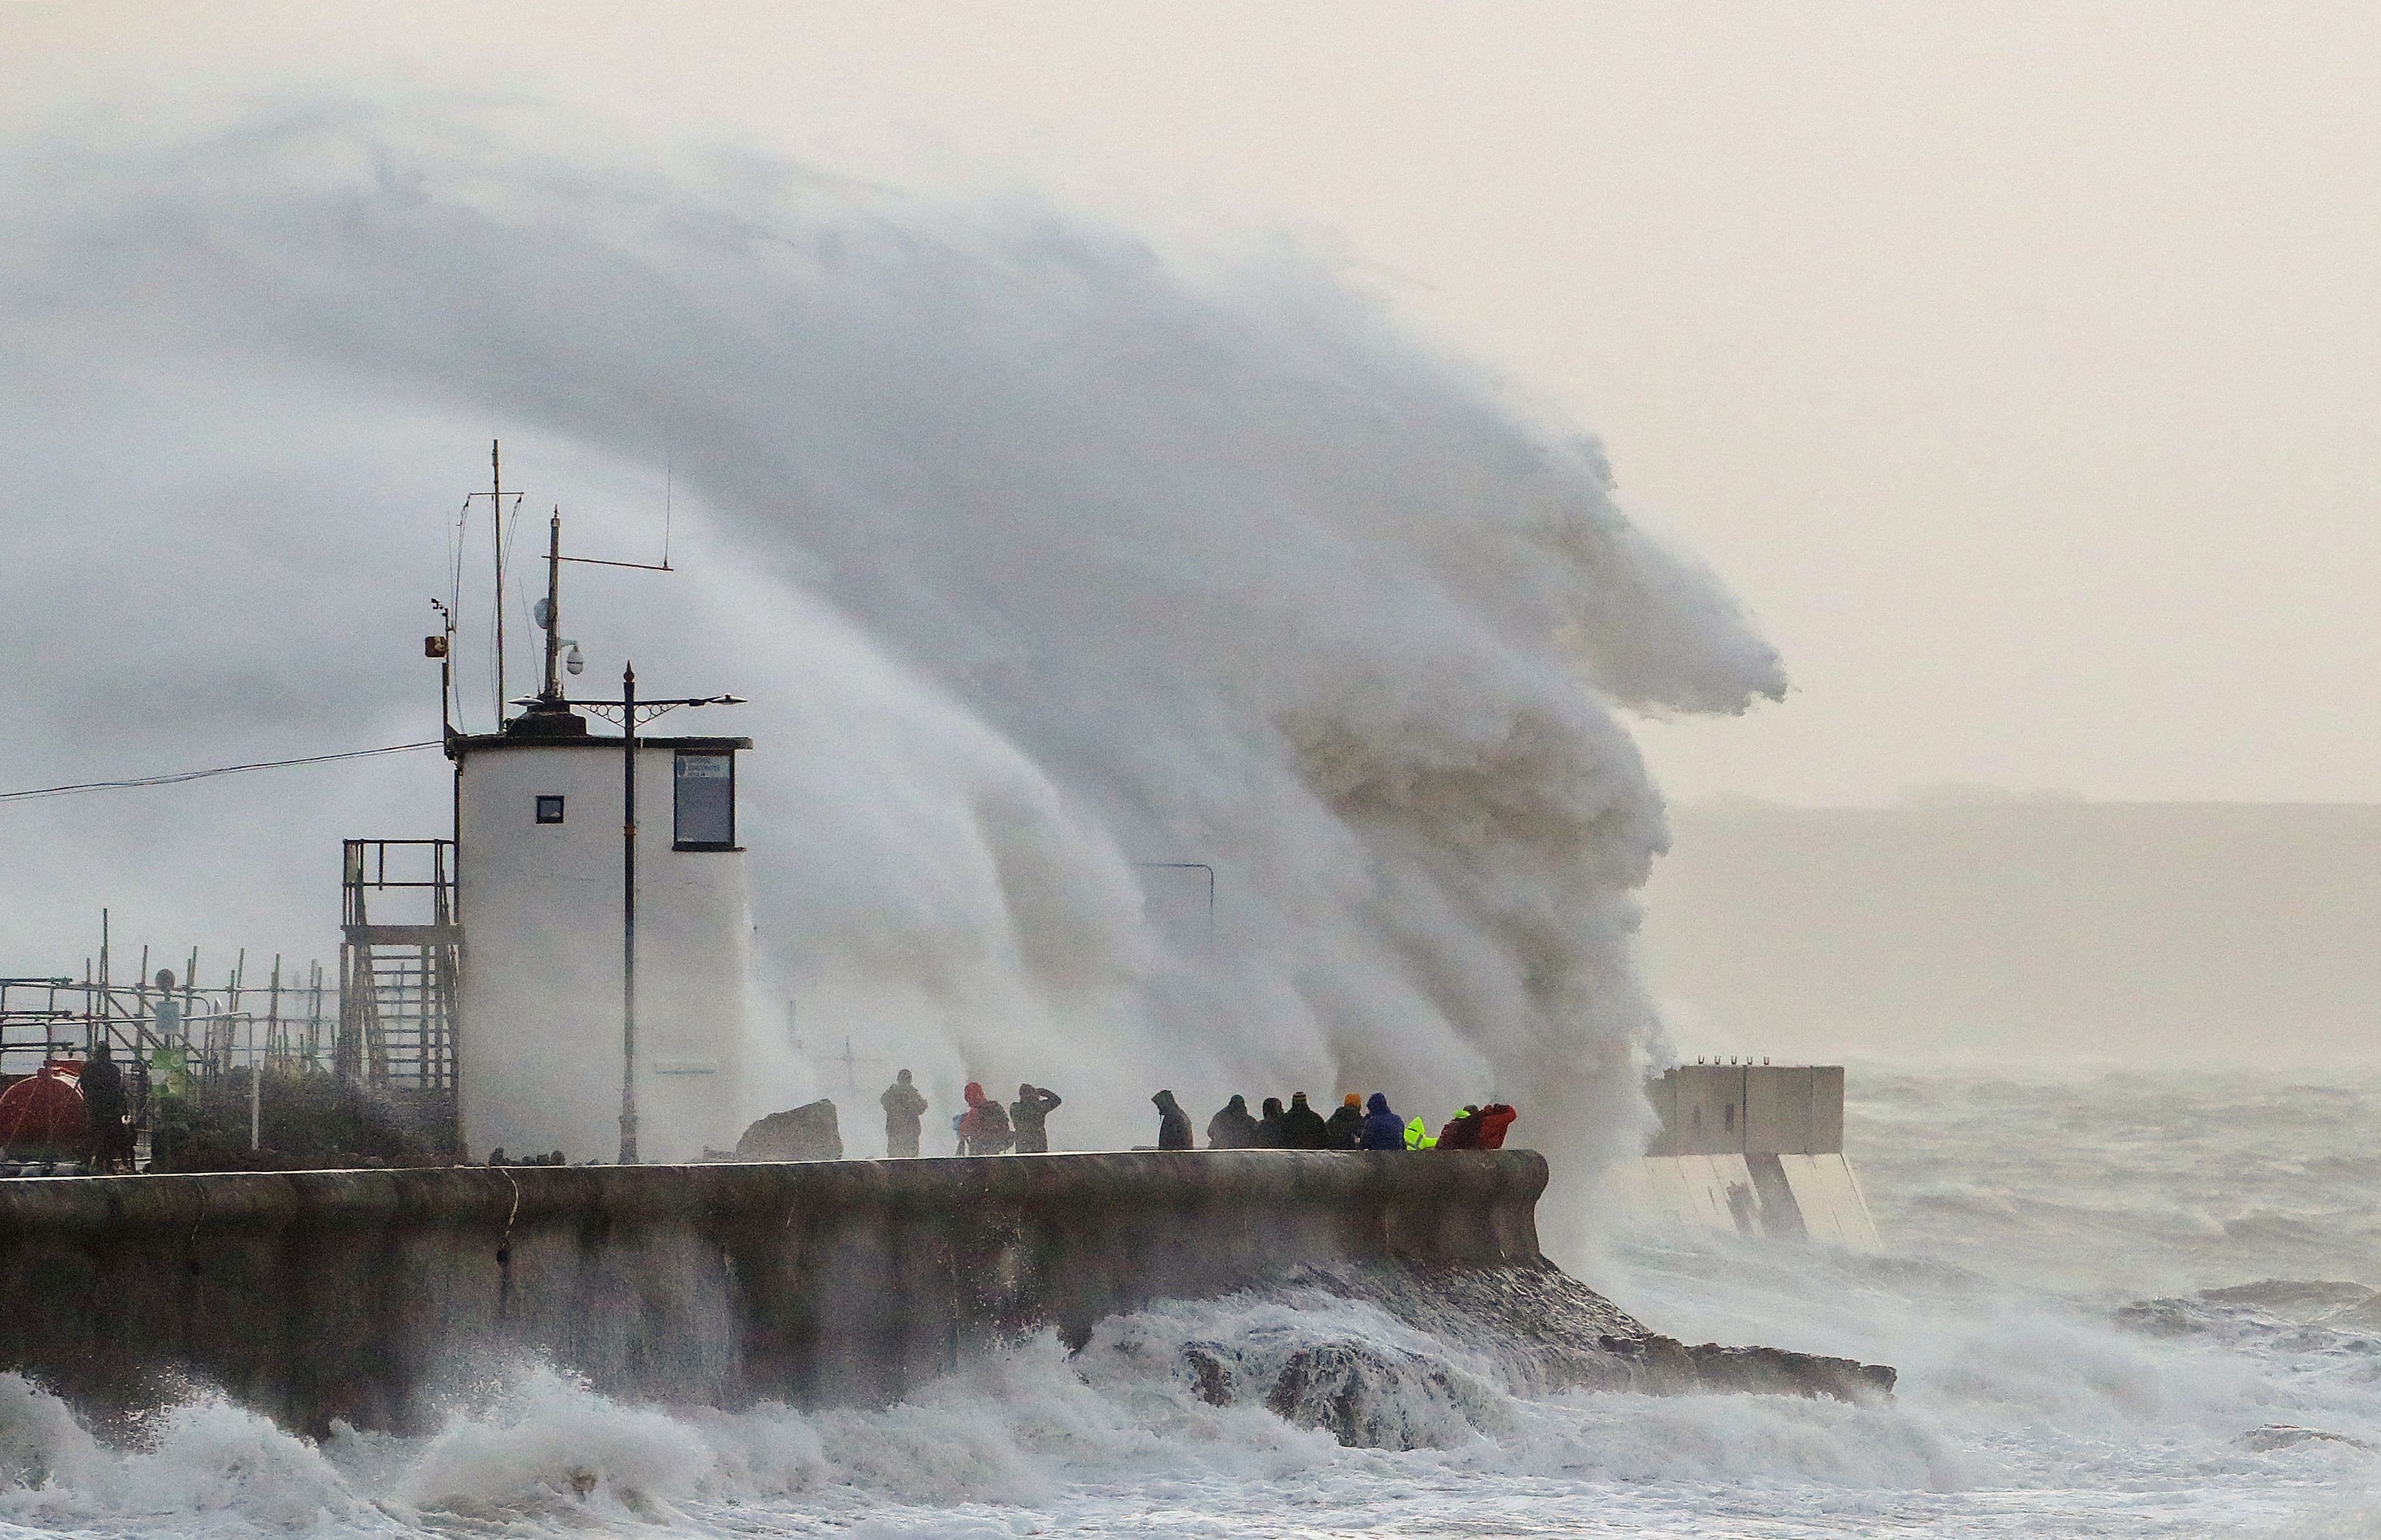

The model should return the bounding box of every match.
[535,795,565,825]
[673,751,736,850]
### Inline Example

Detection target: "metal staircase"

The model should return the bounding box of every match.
[338,841,460,1105]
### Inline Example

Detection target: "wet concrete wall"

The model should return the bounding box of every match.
[1645,1064,1845,1157]
[0,1149,1544,1435]
[1627,1067,1879,1252]
[1611,1151,1882,1253]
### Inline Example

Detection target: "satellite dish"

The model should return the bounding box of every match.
[533,597,553,630]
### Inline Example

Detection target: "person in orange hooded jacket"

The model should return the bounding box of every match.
[957,1081,1014,1155]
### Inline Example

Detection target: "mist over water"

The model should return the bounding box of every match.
[0,97,1782,1206]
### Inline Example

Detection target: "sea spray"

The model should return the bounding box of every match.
[0,96,1783,1237]
[0,1224,2346,1538]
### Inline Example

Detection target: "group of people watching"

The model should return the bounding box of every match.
[1151,1089,1516,1152]
[880,1069,1515,1159]
[877,1069,1064,1158]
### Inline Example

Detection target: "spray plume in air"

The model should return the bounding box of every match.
[0,99,1782,1243]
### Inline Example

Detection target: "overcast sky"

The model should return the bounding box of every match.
[7,2,2376,808]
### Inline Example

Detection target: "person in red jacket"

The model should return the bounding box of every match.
[1436,1105,1484,1149]
[1474,1103,1517,1149]
[957,1082,1014,1155]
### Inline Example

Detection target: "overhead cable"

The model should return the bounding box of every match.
[0,741,443,804]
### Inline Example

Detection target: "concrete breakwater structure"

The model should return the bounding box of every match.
[1611,1063,1883,1251]
[0,1148,1889,1441]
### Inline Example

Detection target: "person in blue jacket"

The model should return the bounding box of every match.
[1358,1092,1406,1150]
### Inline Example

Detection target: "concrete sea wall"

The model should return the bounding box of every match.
[1616,1065,1882,1250]
[0,1149,1545,1435]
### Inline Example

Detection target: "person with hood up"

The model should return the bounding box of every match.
[957,1082,1014,1155]
[1403,1116,1438,1150]
[880,1070,928,1158]
[1011,1083,1063,1154]
[1474,1103,1518,1149]
[1324,1093,1365,1150]
[79,1041,128,1173]
[1254,1097,1288,1148]
[1358,1093,1406,1151]
[1280,1092,1330,1149]
[1436,1105,1483,1149]
[1207,1094,1260,1149]
[1152,1089,1193,1151]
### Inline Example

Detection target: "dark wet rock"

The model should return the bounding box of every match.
[1161,1266,1892,1450]
[2239,1423,2376,1454]
[1676,1342,1896,1401]
[1277,1260,1895,1407]
[1264,1340,1461,1451]
[733,1099,843,1161]
[1157,1319,1489,1450]
[1180,1342,1233,1407]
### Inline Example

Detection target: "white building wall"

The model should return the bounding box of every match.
[455,738,749,1164]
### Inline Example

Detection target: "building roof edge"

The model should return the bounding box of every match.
[447,732,753,758]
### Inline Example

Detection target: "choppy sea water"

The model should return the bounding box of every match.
[2,1066,2377,1538]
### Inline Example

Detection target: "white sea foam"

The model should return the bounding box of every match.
[2,1068,2377,1539]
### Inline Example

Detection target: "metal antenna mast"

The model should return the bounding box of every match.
[491,441,505,721]
[461,442,524,732]
[504,520,735,1164]
[542,510,563,701]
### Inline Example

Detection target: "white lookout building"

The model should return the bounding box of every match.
[451,702,751,1164]
[334,483,757,1165]
[336,484,750,1166]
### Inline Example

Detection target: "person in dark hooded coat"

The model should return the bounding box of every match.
[1357,1092,1405,1150]
[1152,1089,1193,1151]
[1253,1097,1287,1148]
[79,1041,128,1173]
[880,1070,928,1158]
[1324,1093,1364,1150]
[1206,1095,1260,1149]
[1279,1092,1329,1149]
[1011,1083,1062,1153]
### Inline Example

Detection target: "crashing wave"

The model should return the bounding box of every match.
[1089,1261,1892,1450]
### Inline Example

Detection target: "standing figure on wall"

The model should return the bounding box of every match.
[881,1069,928,1158]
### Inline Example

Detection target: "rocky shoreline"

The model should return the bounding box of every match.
[1171,1261,1895,1448]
